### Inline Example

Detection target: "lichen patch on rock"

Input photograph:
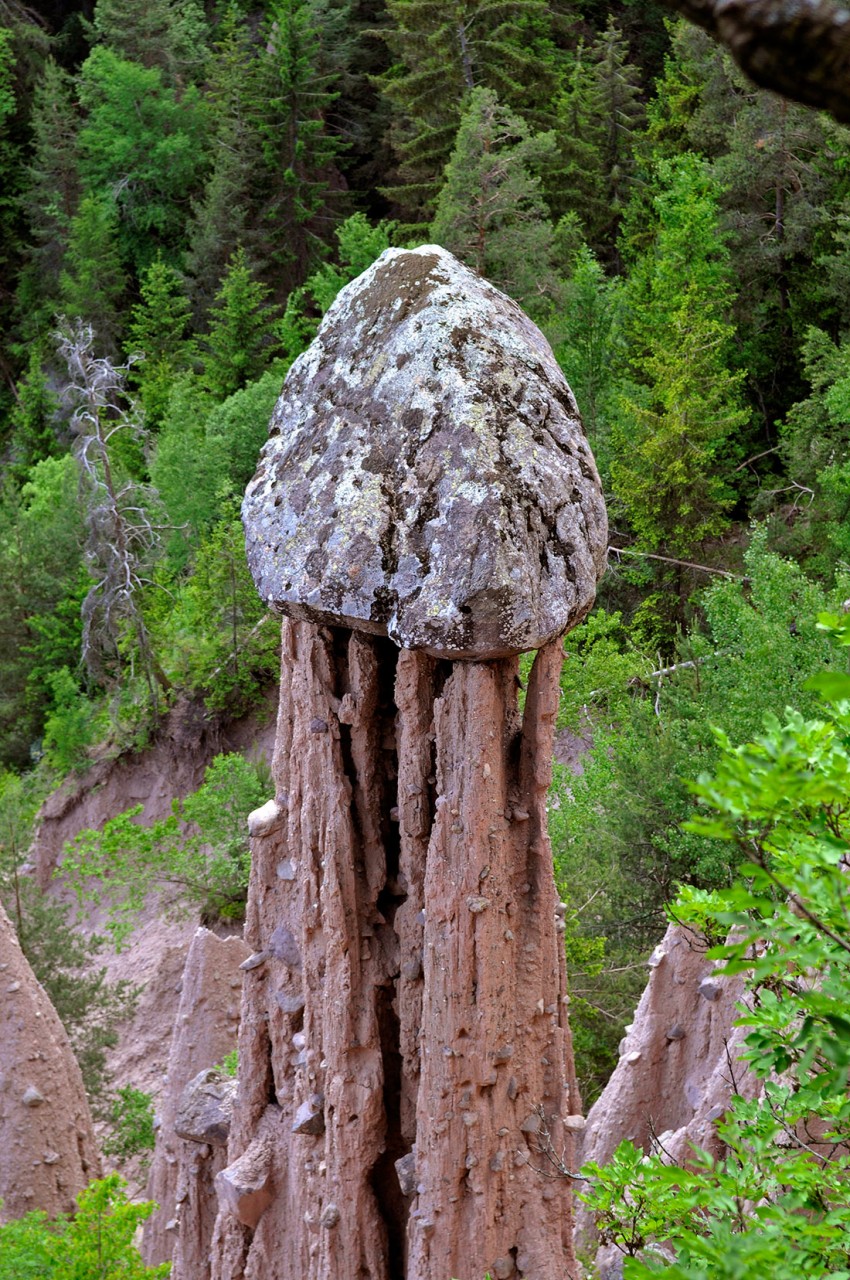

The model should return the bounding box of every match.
[243,245,607,659]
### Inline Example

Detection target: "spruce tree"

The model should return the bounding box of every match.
[126,255,195,427]
[552,19,644,266]
[381,0,558,227]
[188,1,347,310]
[59,194,127,354]
[257,0,349,286]
[203,247,280,399]
[547,242,624,481]
[185,7,267,318]
[612,155,748,560]
[91,0,209,87]
[16,59,80,339]
[430,86,557,316]
[0,25,24,386]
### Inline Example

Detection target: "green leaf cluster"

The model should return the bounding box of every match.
[0,1175,170,1279]
[580,633,850,1276]
[61,752,269,947]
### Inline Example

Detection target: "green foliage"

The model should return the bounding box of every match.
[551,19,644,262]
[0,455,86,769]
[41,666,96,774]
[127,255,195,427]
[546,242,624,481]
[612,154,747,559]
[381,0,558,226]
[431,86,557,315]
[0,1175,171,1279]
[204,371,283,496]
[6,346,63,478]
[258,0,349,281]
[552,537,848,1095]
[219,1047,238,1078]
[92,0,208,86]
[103,1086,156,1162]
[157,513,279,712]
[581,645,850,1276]
[59,194,127,352]
[203,247,279,398]
[77,46,208,275]
[17,58,80,338]
[62,752,269,946]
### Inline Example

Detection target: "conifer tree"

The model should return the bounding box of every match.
[203,247,280,399]
[381,0,558,227]
[431,86,557,315]
[59,194,127,354]
[552,19,644,266]
[7,346,62,479]
[0,25,24,387]
[91,0,208,87]
[76,47,208,274]
[547,242,624,480]
[185,7,267,317]
[126,255,195,428]
[258,0,349,285]
[188,1,347,309]
[612,155,748,559]
[16,58,80,337]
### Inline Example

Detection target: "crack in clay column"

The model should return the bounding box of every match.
[215,245,608,1280]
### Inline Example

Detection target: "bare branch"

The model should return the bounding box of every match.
[608,545,744,580]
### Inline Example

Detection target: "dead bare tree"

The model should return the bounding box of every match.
[55,319,170,711]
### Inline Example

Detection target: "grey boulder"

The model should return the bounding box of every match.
[243,244,607,659]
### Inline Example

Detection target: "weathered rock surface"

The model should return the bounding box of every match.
[575,924,761,1248]
[143,927,249,1279]
[243,245,607,660]
[175,1068,238,1147]
[33,688,278,883]
[209,621,581,1280]
[0,898,100,1221]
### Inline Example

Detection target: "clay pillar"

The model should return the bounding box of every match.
[212,245,607,1280]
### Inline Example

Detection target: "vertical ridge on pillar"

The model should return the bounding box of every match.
[408,639,578,1280]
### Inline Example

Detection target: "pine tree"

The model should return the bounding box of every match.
[185,7,267,318]
[126,255,195,428]
[257,0,349,286]
[547,242,624,481]
[16,58,80,338]
[0,25,24,387]
[552,19,644,266]
[0,455,86,769]
[59,194,127,354]
[77,47,209,274]
[91,0,209,87]
[7,346,62,479]
[611,155,748,559]
[203,247,280,399]
[188,1,347,311]
[381,0,558,227]
[430,86,557,315]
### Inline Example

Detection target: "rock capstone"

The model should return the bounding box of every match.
[243,245,607,660]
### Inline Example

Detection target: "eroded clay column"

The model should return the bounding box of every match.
[214,245,607,1280]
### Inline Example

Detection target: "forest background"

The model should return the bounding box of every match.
[3,0,850,1132]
